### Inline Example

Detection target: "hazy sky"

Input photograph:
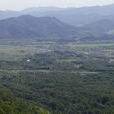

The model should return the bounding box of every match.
[0,0,114,11]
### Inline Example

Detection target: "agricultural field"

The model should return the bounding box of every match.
[0,41,114,113]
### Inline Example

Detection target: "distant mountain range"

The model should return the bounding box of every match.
[21,5,114,26]
[0,4,114,26]
[0,4,114,42]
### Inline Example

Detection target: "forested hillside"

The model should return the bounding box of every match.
[0,87,50,114]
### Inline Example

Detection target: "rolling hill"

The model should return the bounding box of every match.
[0,15,114,42]
[0,15,78,41]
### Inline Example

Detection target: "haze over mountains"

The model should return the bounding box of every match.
[0,4,114,42]
[0,4,114,26]
[21,4,114,26]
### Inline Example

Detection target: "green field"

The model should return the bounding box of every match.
[68,43,114,48]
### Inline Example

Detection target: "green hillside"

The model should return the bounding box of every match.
[0,87,50,114]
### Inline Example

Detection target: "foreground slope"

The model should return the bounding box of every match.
[0,87,50,114]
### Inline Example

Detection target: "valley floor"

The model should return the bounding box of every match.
[0,41,114,113]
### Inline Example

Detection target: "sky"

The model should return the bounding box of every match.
[0,0,114,11]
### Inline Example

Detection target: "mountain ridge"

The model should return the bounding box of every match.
[0,15,78,41]
[0,4,114,26]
